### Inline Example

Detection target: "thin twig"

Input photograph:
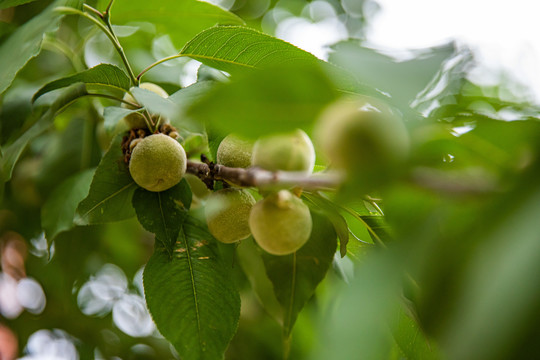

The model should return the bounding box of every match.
[82,3,104,19]
[55,6,138,86]
[84,92,140,107]
[137,54,185,81]
[102,13,138,85]
[186,161,344,190]
[104,0,115,15]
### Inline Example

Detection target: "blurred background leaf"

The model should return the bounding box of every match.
[97,0,244,49]
[187,63,338,138]
[0,0,82,94]
[41,168,94,242]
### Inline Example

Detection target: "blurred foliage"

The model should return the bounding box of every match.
[1,0,540,359]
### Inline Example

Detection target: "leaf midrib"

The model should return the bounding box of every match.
[180,228,203,351]
[285,252,297,335]
[80,182,135,220]
[158,192,173,256]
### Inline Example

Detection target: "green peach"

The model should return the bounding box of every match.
[252,129,315,174]
[315,97,410,185]
[129,134,187,192]
[249,190,312,255]
[205,188,256,243]
[217,134,254,168]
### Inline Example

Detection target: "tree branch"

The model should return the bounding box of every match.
[186,160,344,190]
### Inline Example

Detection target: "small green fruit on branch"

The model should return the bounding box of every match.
[250,190,312,255]
[129,134,187,192]
[186,160,344,191]
[205,188,255,243]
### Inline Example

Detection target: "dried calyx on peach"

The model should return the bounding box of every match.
[128,133,187,192]
[249,190,312,255]
[205,188,256,244]
[251,129,315,174]
[122,82,169,130]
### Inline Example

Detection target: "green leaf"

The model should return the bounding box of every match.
[75,135,136,225]
[187,63,338,137]
[440,183,540,360]
[0,0,38,10]
[391,306,440,360]
[236,238,283,324]
[168,81,216,132]
[329,41,456,106]
[261,211,337,336]
[0,0,82,94]
[0,161,4,203]
[179,26,376,96]
[32,64,131,103]
[312,251,402,360]
[132,180,191,253]
[168,81,216,109]
[99,0,243,48]
[41,168,95,242]
[131,86,179,121]
[143,216,240,360]
[361,215,392,244]
[1,84,87,182]
[179,26,319,75]
[102,106,137,133]
[303,193,350,258]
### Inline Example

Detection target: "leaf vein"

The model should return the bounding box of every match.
[180,228,203,351]
[81,182,135,220]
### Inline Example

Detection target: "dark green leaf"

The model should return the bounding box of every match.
[36,116,102,192]
[391,306,441,360]
[312,251,402,360]
[261,211,337,336]
[236,238,283,324]
[32,64,131,103]
[144,216,240,360]
[361,215,392,244]
[98,0,243,48]
[0,0,38,10]
[41,168,94,242]
[132,180,191,253]
[303,193,350,258]
[441,183,540,360]
[179,26,319,76]
[0,0,82,94]
[102,106,137,133]
[75,135,136,225]
[0,161,4,203]
[1,84,87,182]
[187,64,338,137]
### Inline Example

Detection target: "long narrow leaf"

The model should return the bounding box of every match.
[32,64,131,103]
